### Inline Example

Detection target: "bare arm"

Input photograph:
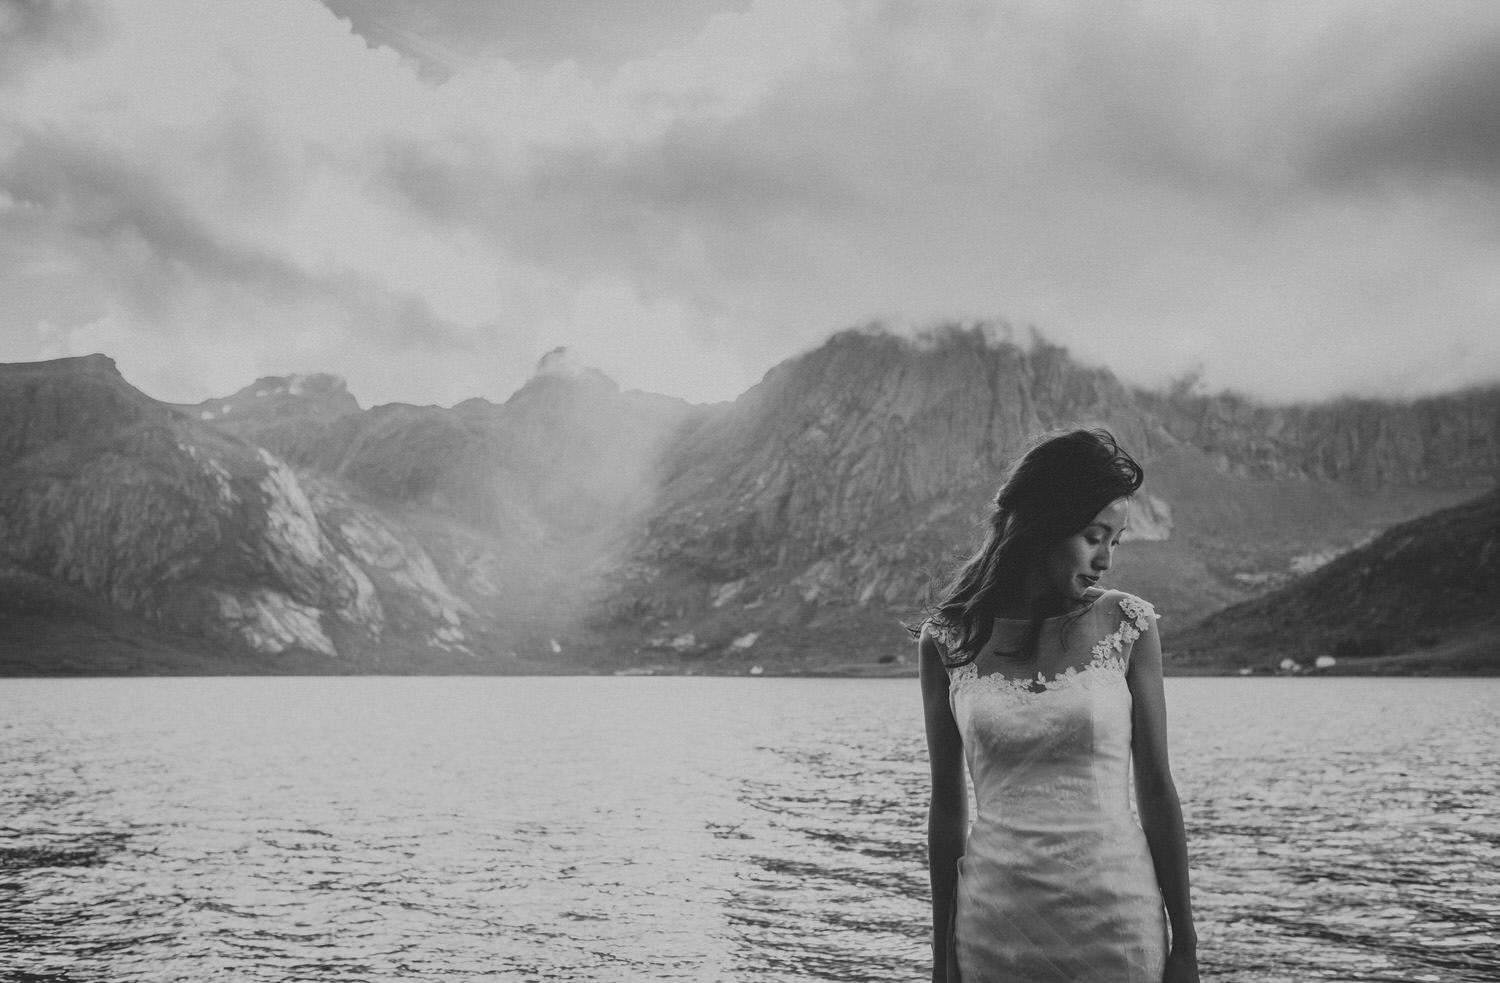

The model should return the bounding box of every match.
[919,626,967,983]
[1127,616,1200,983]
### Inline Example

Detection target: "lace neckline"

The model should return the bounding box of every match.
[945,593,1156,702]
[950,648,1125,699]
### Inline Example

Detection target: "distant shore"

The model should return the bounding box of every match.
[2,641,1494,680]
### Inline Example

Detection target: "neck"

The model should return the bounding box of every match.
[994,588,1073,621]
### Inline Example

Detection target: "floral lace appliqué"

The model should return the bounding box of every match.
[949,658,1112,703]
[929,621,961,653]
[1089,594,1158,669]
[946,595,1158,703]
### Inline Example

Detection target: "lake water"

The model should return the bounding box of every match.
[1,676,1496,982]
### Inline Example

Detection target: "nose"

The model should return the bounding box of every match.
[1094,543,1113,571]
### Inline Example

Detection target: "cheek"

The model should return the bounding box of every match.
[1048,542,1088,578]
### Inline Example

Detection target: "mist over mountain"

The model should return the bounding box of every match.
[2,325,1496,675]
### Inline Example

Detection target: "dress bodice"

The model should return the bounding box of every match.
[934,591,1166,983]
[944,592,1155,831]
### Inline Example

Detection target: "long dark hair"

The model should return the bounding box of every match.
[921,428,1144,667]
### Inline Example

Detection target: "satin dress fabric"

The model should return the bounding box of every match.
[941,591,1167,983]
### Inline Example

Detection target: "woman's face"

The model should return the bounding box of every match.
[1037,497,1131,601]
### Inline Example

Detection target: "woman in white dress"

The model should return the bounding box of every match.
[918,429,1199,983]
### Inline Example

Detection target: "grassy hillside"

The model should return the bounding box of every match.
[1169,487,1500,674]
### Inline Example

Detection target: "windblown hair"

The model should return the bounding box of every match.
[922,428,1144,667]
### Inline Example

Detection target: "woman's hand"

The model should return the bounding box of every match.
[1163,943,1199,983]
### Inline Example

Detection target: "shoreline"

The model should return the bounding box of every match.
[3,664,1497,680]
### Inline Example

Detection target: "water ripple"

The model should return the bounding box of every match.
[0,676,1496,981]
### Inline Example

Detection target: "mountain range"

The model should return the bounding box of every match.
[2,324,1496,675]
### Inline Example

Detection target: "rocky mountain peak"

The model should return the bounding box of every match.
[655,323,1162,556]
[510,347,621,403]
[9,352,122,377]
[189,372,361,426]
[0,353,159,469]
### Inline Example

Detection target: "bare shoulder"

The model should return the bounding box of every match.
[917,621,957,715]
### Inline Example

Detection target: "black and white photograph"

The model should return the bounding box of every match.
[1,1,1497,980]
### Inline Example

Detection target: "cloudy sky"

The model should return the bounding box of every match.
[2,0,1498,407]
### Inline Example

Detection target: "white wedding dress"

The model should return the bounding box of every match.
[940,590,1167,983]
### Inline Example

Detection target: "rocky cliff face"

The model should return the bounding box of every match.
[596,326,1494,673]
[595,327,1172,669]
[649,326,1164,565]
[184,372,362,429]
[1142,385,1500,485]
[2,326,1496,675]
[0,356,519,670]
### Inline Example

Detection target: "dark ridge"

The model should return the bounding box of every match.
[1171,486,1500,673]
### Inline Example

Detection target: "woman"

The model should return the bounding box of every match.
[918,428,1198,983]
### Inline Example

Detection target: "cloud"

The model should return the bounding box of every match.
[320,0,756,80]
[0,0,107,84]
[1294,11,1500,189]
[1,0,1498,409]
[0,0,521,398]
[381,0,1500,400]
[3,121,508,390]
